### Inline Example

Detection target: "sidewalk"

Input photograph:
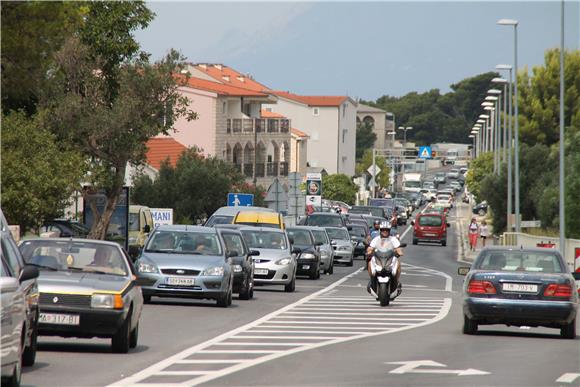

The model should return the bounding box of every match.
[455,201,493,262]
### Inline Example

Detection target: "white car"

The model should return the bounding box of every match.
[436,194,453,209]
[447,169,460,179]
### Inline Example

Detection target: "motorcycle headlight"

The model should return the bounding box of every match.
[374,261,383,271]
[300,253,316,260]
[203,266,225,276]
[276,257,292,265]
[137,259,159,274]
[91,293,124,309]
[232,264,243,273]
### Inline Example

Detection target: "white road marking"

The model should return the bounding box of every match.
[282,311,438,316]
[231,335,347,340]
[176,360,245,364]
[556,373,580,383]
[387,360,490,376]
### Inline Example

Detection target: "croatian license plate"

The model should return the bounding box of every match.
[166,277,195,286]
[502,283,538,293]
[377,277,390,283]
[302,265,310,270]
[255,269,268,275]
[39,313,80,325]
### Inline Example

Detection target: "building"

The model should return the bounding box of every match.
[124,137,187,186]
[290,127,309,174]
[356,104,395,151]
[264,91,357,176]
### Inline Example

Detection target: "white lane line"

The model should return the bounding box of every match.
[157,371,215,376]
[254,325,392,331]
[213,342,313,347]
[294,308,441,312]
[230,335,345,340]
[404,262,453,292]
[246,330,374,334]
[176,360,245,364]
[315,296,443,300]
[197,350,282,354]
[282,312,438,316]
[247,320,412,326]
[556,373,580,383]
[272,316,428,321]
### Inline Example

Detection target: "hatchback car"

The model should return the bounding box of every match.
[472,201,488,216]
[447,169,460,179]
[459,247,580,338]
[325,227,354,266]
[412,213,449,246]
[136,225,233,307]
[239,227,297,292]
[19,238,143,353]
[287,227,322,279]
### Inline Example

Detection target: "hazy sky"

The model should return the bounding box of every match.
[136,1,579,99]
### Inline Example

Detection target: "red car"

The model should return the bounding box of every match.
[412,213,449,246]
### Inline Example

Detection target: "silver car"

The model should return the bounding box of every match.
[325,227,354,267]
[136,225,234,307]
[309,227,334,275]
[239,227,297,292]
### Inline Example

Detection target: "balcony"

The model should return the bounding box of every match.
[266,162,278,176]
[226,118,290,135]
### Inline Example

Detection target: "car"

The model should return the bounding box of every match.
[135,225,233,307]
[434,172,447,185]
[459,167,468,174]
[447,169,460,179]
[361,215,387,230]
[239,227,297,292]
[39,219,90,238]
[18,238,143,353]
[325,227,354,267]
[420,188,436,202]
[473,201,488,216]
[425,203,449,215]
[392,198,413,217]
[348,223,370,258]
[423,181,436,190]
[286,227,322,279]
[233,210,285,229]
[1,249,39,387]
[349,206,388,218]
[459,247,580,338]
[302,212,350,229]
[309,227,335,275]
[449,181,463,192]
[436,194,453,209]
[346,216,370,231]
[412,213,449,246]
[204,206,274,227]
[215,227,258,300]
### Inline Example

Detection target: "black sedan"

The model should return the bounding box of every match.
[472,201,488,216]
[459,247,579,339]
[287,227,321,279]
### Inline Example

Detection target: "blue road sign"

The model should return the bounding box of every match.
[227,193,254,207]
[418,146,432,159]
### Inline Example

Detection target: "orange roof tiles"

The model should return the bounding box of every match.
[146,137,187,170]
[271,91,348,107]
[193,64,271,92]
[261,110,286,118]
[291,128,309,138]
[175,74,268,97]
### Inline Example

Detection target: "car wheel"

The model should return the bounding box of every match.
[239,275,251,300]
[6,353,21,387]
[284,275,296,292]
[412,238,418,245]
[462,314,478,335]
[561,318,576,339]
[327,262,334,275]
[143,295,151,304]
[112,310,131,353]
[441,239,447,247]
[217,282,232,307]
[129,322,139,349]
[22,317,38,367]
[478,209,486,216]
[347,256,354,267]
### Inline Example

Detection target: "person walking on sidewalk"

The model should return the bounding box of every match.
[480,220,490,247]
[468,217,479,251]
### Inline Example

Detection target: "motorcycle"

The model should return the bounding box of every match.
[367,244,406,306]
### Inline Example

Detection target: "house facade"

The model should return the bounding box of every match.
[357,103,394,151]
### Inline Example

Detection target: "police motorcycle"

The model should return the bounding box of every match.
[367,244,406,306]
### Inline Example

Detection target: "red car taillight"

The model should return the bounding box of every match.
[467,280,497,294]
[543,284,573,298]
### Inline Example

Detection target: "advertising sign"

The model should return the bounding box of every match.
[83,187,129,250]
[151,208,174,227]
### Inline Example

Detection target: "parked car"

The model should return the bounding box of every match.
[239,227,297,292]
[135,225,233,307]
[412,213,449,246]
[215,227,258,300]
[287,227,322,279]
[473,201,488,216]
[19,238,143,353]
[325,227,354,267]
[348,223,370,258]
[309,227,334,275]
[459,247,580,338]
[204,206,274,227]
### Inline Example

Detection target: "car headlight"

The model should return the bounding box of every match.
[203,266,225,276]
[232,264,243,273]
[320,251,330,259]
[137,259,159,274]
[276,257,292,265]
[300,253,316,260]
[91,293,124,309]
[338,246,351,251]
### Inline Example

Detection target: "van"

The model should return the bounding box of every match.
[205,206,274,227]
[129,205,154,249]
[412,213,450,246]
[233,211,285,230]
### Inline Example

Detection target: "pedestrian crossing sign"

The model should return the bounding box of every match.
[418,146,432,159]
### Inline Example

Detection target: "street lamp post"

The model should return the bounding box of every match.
[559,0,565,256]
[488,90,502,174]
[498,18,520,233]
[479,115,489,152]
[491,78,508,164]
[484,107,495,154]
[496,64,513,231]
[398,126,413,148]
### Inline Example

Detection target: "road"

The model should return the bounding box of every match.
[22,203,579,387]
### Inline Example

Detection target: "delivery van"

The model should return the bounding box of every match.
[232,211,285,230]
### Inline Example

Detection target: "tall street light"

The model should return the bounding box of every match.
[481,102,495,156]
[473,125,482,156]
[479,115,490,152]
[498,17,520,233]
[398,126,413,148]
[559,0,565,256]
[496,64,513,231]
[484,106,495,154]
[491,78,508,164]
[488,90,502,175]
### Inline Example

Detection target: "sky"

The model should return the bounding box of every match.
[135,1,579,100]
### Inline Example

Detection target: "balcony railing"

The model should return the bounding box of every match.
[255,163,265,177]
[279,162,289,176]
[266,162,278,176]
[226,118,290,134]
[231,161,289,179]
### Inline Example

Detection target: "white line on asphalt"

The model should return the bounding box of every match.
[157,371,215,376]
[271,316,428,321]
[213,342,313,346]
[263,320,412,325]
[246,329,373,334]
[294,308,441,312]
[254,325,393,331]
[230,335,345,340]
[282,312,438,316]
[197,350,282,354]
[556,373,580,383]
[176,360,246,364]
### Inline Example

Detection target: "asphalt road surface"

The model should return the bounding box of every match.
[23,205,580,387]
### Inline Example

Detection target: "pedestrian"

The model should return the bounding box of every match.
[468,217,479,251]
[480,220,489,247]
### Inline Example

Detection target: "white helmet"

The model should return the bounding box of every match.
[379,221,391,231]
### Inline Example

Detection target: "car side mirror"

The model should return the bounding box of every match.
[458,267,470,276]
[292,247,302,255]
[330,240,337,245]
[227,250,240,258]
[446,223,451,228]
[20,265,39,283]
[143,224,151,233]
[249,250,260,256]
[410,220,415,226]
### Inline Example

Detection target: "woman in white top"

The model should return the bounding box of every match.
[479,220,489,247]
[468,218,479,251]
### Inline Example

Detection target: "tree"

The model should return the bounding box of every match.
[1,110,85,232]
[322,174,357,204]
[43,37,195,239]
[465,152,493,201]
[355,149,390,188]
[132,148,253,224]
[355,120,377,161]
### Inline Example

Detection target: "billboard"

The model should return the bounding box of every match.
[151,208,174,227]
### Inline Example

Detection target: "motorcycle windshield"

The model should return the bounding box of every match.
[375,248,394,268]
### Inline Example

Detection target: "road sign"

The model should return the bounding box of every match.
[520,220,541,228]
[288,172,303,197]
[227,193,254,207]
[265,178,288,212]
[418,146,432,159]
[306,195,321,206]
[367,164,381,176]
[387,360,489,376]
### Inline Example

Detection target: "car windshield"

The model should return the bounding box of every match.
[240,230,287,250]
[287,229,313,245]
[145,230,222,255]
[205,215,234,227]
[349,225,367,238]
[419,216,442,227]
[19,240,129,276]
[325,228,349,241]
[350,207,383,217]
[476,251,564,273]
[311,230,328,245]
[128,213,140,231]
[306,214,343,227]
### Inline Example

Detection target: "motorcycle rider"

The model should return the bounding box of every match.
[366,221,403,296]
[370,219,381,239]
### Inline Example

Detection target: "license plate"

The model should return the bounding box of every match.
[502,283,538,293]
[166,277,195,286]
[378,277,390,283]
[39,313,80,325]
[302,265,310,270]
[255,269,268,275]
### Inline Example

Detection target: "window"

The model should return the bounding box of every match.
[313,107,320,116]
[342,129,347,143]
[342,104,346,117]
[222,102,227,114]
[222,233,246,256]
